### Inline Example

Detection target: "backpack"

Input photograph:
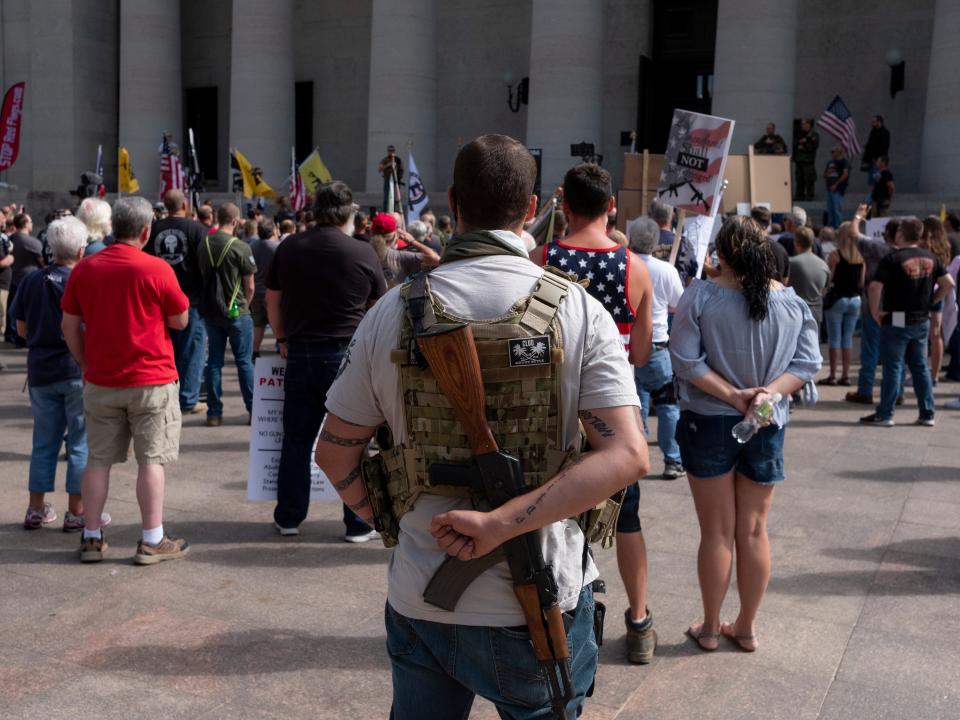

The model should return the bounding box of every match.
[200,236,241,320]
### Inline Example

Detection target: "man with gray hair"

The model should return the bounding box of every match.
[649,199,698,283]
[778,206,824,259]
[12,216,104,531]
[628,217,685,479]
[62,196,191,564]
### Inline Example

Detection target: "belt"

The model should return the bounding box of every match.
[653,341,669,351]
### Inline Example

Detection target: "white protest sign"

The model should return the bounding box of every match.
[864,218,889,240]
[247,356,340,502]
[684,213,719,278]
[657,109,735,218]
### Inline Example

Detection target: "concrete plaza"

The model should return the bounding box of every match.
[0,341,958,720]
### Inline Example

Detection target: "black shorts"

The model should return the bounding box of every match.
[615,481,641,534]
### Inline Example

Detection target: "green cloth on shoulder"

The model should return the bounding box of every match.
[440,230,528,264]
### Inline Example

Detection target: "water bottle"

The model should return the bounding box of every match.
[731,393,783,444]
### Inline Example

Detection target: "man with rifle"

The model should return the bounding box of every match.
[319,134,647,718]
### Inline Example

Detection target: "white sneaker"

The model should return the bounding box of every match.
[273,521,300,537]
[944,398,960,410]
[344,528,379,543]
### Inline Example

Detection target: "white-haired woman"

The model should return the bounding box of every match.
[10,216,109,531]
[76,197,112,256]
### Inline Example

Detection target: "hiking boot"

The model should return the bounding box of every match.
[859,413,894,427]
[844,391,873,405]
[662,461,686,480]
[79,532,108,563]
[624,608,657,664]
[133,535,190,565]
[205,416,223,427]
[183,402,208,415]
[63,511,112,533]
[23,503,57,530]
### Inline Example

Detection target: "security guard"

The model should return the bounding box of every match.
[793,118,820,201]
[318,134,648,719]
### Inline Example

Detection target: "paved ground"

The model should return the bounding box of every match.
[1,340,958,720]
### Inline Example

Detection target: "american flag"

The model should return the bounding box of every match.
[818,96,862,158]
[289,147,306,211]
[159,136,185,199]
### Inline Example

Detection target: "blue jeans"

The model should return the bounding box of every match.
[385,585,597,719]
[825,296,861,349]
[204,314,254,417]
[28,379,87,494]
[826,190,844,228]
[877,323,934,420]
[634,347,681,464]
[274,339,369,533]
[170,306,207,410]
[857,309,881,395]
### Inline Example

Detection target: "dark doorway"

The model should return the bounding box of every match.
[295,81,314,162]
[638,0,718,153]
[184,87,219,183]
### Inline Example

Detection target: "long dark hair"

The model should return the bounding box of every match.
[716,216,775,321]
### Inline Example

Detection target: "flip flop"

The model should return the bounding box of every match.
[720,622,758,652]
[686,623,720,652]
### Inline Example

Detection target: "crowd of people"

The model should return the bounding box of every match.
[1,130,958,718]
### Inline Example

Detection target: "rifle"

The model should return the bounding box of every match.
[416,322,574,720]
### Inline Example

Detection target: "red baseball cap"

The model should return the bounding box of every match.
[371,213,397,235]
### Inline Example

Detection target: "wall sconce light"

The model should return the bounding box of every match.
[886,49,905,98]
[504,71,529,113]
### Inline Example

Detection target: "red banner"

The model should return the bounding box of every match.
[0,82,25,171]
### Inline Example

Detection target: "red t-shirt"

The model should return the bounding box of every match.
[62,243,189,388]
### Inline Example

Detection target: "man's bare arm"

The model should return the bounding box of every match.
[933,273,955,305]
[167,310,189,330]
[868,280,884,324]
[16,320,27,339]
[315,414,378,525]
[61,312,86,372]
[243,274,255,304]
[430,404,648,560]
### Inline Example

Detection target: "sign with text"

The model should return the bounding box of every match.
[0,82,25,171]
[864,218,890,240]
[247,356,339,502]
[657,109,734,218]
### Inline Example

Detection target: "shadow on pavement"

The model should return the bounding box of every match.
[837,465,958,482]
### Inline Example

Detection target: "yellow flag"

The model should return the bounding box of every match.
[940,204,947,222]
[298,148,333,192]
[231,148,276,199]
[118,146,140,193]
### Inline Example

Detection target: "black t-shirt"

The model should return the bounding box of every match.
[265,225,387,341]
[825,158,849,194]
[872,169,894,206]
[767,237,791,281]
[874,246,946,324]
[0,233,11,290]
[145,216,208,304]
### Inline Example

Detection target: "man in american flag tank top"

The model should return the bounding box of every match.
[532,163,659,665]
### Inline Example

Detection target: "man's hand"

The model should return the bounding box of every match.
[728,387,768,415]
[429,510,508,561]
[278,341,288,359]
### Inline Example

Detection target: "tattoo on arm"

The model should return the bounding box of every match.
[319,429,368,447]
[579,409,616,438]
[513,479,558,525]
[335,466,362,491]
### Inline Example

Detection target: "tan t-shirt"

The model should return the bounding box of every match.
[325,232,640,626]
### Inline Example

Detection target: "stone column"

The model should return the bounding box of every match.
[230,0,295,195]
[364,0,437,199]
[119,0,182,199]
[526,0,604,191]
[711,0,798,153]
[920,0,960,194]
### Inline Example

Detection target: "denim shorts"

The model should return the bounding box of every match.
[676,411,786,484]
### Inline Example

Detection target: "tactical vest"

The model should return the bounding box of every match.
[361,268,622,549]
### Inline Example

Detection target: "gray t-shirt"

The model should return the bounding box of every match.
[325,232,640,627]
[249,236,280,297]
[788,251,831,321]
[670,279,822,428]
[11,232,44,286]
[857,234,893,303]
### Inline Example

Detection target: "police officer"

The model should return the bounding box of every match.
[793,118,820,201]
[318,134,648,719]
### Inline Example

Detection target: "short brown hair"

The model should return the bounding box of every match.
[899,217,922,245]
[163,189,186,214]
[217,202,241,227]
[453,134,536,230]
[794,226,814,251]
[563,163,612,219]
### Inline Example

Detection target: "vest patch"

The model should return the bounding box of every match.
[508,336,551,367]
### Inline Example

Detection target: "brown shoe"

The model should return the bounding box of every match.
[205,416,223,427]
[844,391,873,405]
[184,402,208,415]
[79,532,108,563]
[133,535,190,565]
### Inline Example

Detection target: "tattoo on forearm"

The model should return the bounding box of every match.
[319,429,368,447]
[579,410,616,438]
[348,496,371,513]
[513,479,558,526]
[335,466,362,491]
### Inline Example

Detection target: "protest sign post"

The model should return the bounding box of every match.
[247,356,340,503]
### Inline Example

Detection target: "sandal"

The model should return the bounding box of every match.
[686,622,720,652]
[818,377,837,386]
[720,622,758,652]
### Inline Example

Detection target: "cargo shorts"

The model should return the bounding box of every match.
[83,381,182,465]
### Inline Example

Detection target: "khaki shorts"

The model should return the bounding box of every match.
[250,295,269,328]
[84,382,182,465]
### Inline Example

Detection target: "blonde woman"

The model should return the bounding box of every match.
[921,217,952,383]
[823,222,865,384]
[75,197,112,256]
